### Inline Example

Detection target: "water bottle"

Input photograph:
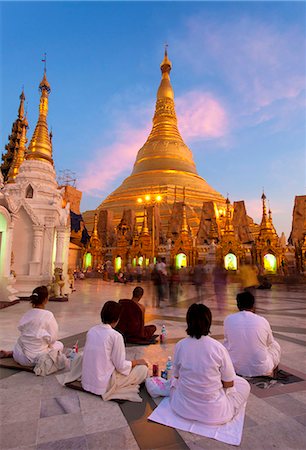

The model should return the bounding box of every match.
[160,324,167,343]
[166,356,172,379]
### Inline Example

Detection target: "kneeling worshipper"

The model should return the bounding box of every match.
[148,304,250,446]
[115,286,157,344]
[224,291,281,377]
[0,286,68,375]
[81,301,148,401]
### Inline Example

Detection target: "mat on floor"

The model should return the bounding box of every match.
[49,296,69,302]
[0,300,20,309]
[245,369,304,389]
[148,397,246,446]
[0,356,34,372]
[126,334,159,346]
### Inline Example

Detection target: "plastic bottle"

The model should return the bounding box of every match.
[166,356,172,371]
[160,324,167,343]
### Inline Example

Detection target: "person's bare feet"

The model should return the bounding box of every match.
[0,350,13,358]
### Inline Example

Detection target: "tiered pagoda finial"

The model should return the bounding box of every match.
[7,116,28,183]
[141,207,149,236]
[224,196,234,234]
[144,47,185,146]
[1,90,28,182]
[26,66,53,165]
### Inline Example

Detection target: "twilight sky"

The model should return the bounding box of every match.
[1,1,305,238]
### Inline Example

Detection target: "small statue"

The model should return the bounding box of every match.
[52,267,65,297]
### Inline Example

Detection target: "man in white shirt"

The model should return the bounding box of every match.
[82,301,148,400]
[224,291,281,377]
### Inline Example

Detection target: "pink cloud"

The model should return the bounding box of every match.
[78,125,148,196]
[176,91,229,141]
[78,90,229,196]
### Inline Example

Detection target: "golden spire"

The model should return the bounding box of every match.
[141,206,149,235]
[145,47,185,145]
[224,196,234,234]
[7,118,28,183]
[92,213,99,237]
[26,67,53,164]
[18,89,25,120]
[181,202,189,234]
[260,191,269,229]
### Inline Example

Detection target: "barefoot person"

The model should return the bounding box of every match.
[170,304,250,425]
[82,301,148,400]
[224,291,281,377]
[0,286,64,366]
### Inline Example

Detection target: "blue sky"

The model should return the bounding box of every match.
[1,1,305,238]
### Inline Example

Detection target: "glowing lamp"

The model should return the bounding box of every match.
[155,195,162,202]
[137,198,143,204]
[145,194,151,201]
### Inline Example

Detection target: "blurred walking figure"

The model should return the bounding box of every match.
[213,266,227,312]
[239,262,259,294]
[169,266,180,305]
[136,264,142,283]
[151,266,163,307]
[193,260,205,301]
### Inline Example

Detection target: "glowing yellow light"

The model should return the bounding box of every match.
[145,195,151,201]
[155,195,162,202]
[137,198,143,204]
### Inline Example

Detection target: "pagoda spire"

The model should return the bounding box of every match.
[224,196,234,234]
[145,47,185,145]
[1,90,28,182]
[260,191,270,230]
[141,206,149,235]
[181,202,189,234]
[26,67,53,164]
[92,213,99,237]
[7,117,28,183]
[18,89,25,120]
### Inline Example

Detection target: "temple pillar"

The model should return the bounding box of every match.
[29,226,44,276]
[55,227,66,269]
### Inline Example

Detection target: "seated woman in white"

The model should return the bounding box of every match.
[82,301,148,401]
[170,303,250,425]
[0,286,63,366]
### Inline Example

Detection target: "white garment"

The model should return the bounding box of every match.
[224,311,281,377]
[170,336,250,425]
[82,324,132,395]
[13,309,63,366]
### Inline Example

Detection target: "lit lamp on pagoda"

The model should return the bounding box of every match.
[137,194,162,262]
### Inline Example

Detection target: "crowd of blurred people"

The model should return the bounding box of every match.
[72,258,273,309]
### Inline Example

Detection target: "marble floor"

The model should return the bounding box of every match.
[0,279,305,449]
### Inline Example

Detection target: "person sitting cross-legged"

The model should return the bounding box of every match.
[115,287,157,344]
[169,304,250,425]
[224,291,281,377]
[82,301,148,401]
[0,286,64,366]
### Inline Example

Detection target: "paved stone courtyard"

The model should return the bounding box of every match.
[0,279,305,449]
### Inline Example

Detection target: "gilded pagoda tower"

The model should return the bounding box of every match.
[93,50,226,234]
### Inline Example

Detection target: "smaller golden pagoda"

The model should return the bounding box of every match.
[26,70,53,165]
[1,90,28,181]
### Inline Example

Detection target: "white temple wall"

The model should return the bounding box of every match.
[12,207,33,276]
[0,207,13,278]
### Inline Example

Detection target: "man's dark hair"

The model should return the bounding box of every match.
[101,301,122,324]
[236,291,255,311]
[133,286,144,299]
[186,303,212,339]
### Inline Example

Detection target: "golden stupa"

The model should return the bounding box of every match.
[96,49,225,230]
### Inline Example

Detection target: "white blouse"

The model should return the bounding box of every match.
[170,335,236,425]
[82,324,132,395]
